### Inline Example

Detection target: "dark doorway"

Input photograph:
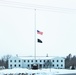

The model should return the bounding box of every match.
[31,64,38,70]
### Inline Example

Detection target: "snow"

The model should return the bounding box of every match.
[0,68,76,75]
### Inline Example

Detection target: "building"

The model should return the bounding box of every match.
[8,56,65,69]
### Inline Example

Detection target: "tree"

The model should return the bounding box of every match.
[65,54,76,69]
[65,54,72,69]
[2,55,11,61]
[1,55,12,68]
[43,60,52,68]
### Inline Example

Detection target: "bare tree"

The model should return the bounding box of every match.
[1,55,12,68]
[2,55,12,61]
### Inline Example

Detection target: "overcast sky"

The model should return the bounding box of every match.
[0,0,76,57]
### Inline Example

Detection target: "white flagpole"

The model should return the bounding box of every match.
[34,9,36,62]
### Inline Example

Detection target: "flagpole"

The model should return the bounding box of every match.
[34,9,36,62]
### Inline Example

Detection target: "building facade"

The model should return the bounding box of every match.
[8,56,65,69]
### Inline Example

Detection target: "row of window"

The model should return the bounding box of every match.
[10,64,63,68]
[10,64,21,67]
[52,64,63,67]
[52,60,63,62]
[24,60,49,62]
[10,60,63,63]
[10,60,21,62]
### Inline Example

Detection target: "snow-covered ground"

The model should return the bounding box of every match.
[0,68,76,75]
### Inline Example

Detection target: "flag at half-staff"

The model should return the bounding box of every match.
[37,39,43,43]
[37,30,43,43]
[37,30,43,35]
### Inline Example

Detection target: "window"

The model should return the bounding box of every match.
[14,64,16,67]
[19,64,21,67]
[57,64,59,67]
[39,64,42,68]
[47,60,50,62]
[24,60,26,62]
[61,60,63,62]
[35,60,37,62]
[28,60,29,62]
[19,60,21,62]
[10,64,12,67]
[10,60,12,62]
[31,64,33,67]
[43,64,45,67]
[52,60,54,62]
[31,60,33,62]
[14,60,16,62]
[10,64,12,68]
[39,60,41,62]
[44,60,45,62]
[28,64,29,67]
[52,64,54,67]
[57,60,59,62]
[61,64,63,67]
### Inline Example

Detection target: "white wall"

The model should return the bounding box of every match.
[8,56,22,69]
[51,57,65,69]
[8,56,65,69]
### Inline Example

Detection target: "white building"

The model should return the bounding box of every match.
[8,56,65,69]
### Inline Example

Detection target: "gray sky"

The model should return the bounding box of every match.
[0,0,76,57]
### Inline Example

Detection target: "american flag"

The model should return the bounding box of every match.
[37,30,43,35]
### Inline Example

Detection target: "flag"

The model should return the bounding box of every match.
[37,30,43,35]
[37,39,43,43]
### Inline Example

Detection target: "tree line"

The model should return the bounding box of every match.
[0,55,11,69]
[65,53,76,69]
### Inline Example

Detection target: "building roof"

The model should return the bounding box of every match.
[9,56,65,60]
[18,56,63,60]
